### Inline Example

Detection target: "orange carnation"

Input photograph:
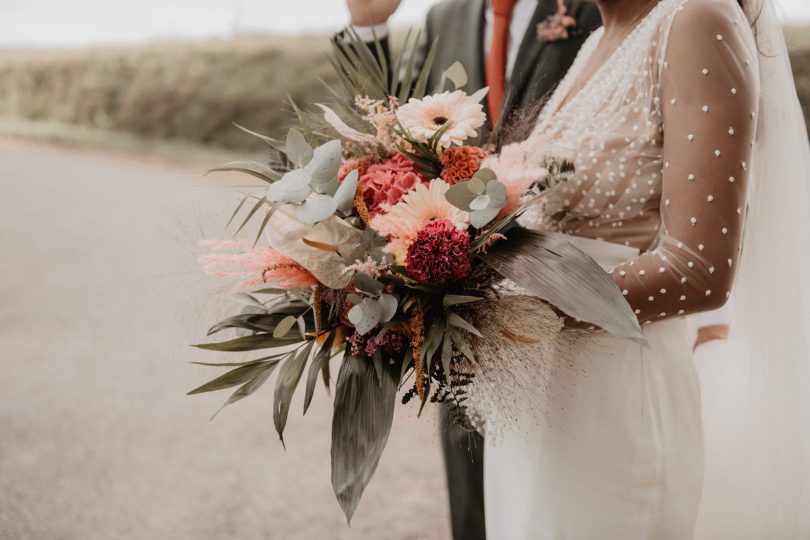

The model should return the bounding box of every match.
[440,146,489,185]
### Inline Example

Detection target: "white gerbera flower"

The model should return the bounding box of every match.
[396,90,486,149]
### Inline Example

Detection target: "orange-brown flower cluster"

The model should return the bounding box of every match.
[408,304,426,401]
[440,146,488,184]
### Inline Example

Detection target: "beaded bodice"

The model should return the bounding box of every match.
[522,0,760,323]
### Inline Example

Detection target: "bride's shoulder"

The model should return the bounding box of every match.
[662,0,749,33]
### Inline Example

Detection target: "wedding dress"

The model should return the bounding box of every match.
[477,0,770,537]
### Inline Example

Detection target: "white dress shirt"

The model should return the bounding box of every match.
[352,0,538,82]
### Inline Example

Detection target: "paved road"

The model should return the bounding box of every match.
[0,139,451,540]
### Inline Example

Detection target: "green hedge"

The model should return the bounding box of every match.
[0,37,337,151]
[0,35,808,152]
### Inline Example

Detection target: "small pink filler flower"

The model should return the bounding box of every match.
[405,219,471,286]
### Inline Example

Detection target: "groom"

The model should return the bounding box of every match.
[345,1,601,538]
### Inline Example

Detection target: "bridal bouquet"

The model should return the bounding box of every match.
[191,31,644,522]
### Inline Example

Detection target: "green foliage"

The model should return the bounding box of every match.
[330,353,400,524]
[0,36,338,151]
[479,228,647,344]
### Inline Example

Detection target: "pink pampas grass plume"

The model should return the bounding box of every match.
[199,240,317,290]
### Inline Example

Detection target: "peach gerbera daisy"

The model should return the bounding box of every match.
[369,179,469,263]
[396,90,486,150]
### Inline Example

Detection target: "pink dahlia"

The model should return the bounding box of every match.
[338,155,375,181]
[405,219,471,286]
[358,153,427,216]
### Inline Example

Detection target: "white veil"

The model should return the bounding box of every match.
[696,0,810,537]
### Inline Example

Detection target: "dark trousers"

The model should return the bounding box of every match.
[439,402,486,540]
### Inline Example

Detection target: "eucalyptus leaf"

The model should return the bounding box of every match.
[469,206,501,229]
[479,228,647,344]
[468,177,486,195]
[331,354,399,524]
[266,168,312,203]
[308,140,342,185]
[311,178,340,196]
[273,342,314,446]
[486,179,507,205]
[378,294,398,323]
[444,182,477,211]
[443,61,468,89]
[473,167,497,183]
[469,194,491,211]
[348,299,382,336]
[296,194,338,224]
[334,169,359,213]
[285,128,314,168]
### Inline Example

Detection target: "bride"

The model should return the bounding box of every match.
[479,0,810,537]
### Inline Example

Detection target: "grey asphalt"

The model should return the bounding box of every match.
[0,139,451,540]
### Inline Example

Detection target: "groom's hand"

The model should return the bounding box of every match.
[347,0,401,26]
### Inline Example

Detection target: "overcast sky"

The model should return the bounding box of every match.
[1,0,808,48]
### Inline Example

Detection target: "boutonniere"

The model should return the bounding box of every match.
[537,0,578,43]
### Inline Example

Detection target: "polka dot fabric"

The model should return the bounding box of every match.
[525,0,759,324]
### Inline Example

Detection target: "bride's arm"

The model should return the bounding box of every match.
[608,0,759,325]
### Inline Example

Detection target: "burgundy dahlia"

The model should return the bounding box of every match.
[405,219,471,286]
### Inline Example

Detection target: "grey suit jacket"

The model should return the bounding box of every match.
[419,0,601,137]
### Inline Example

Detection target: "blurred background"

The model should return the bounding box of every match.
[0,1,807,539]
[0,0,806,156]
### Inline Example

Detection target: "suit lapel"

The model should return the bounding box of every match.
[507,0,557,110]
[463,0,487,94]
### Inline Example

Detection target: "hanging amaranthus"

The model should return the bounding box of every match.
[407,303,426,401]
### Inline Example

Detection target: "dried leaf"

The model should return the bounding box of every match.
[273,342,314,446]
[479,228,647,344]
[331,354,399,524]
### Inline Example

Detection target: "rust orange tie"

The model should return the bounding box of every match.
[486,0,517,128]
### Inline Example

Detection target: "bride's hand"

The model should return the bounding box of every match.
[693,325,729,351]
[347,0,401,26]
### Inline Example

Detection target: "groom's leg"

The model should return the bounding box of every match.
[439,402,486,540]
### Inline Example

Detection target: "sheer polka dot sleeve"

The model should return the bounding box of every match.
[609,0,759,324]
